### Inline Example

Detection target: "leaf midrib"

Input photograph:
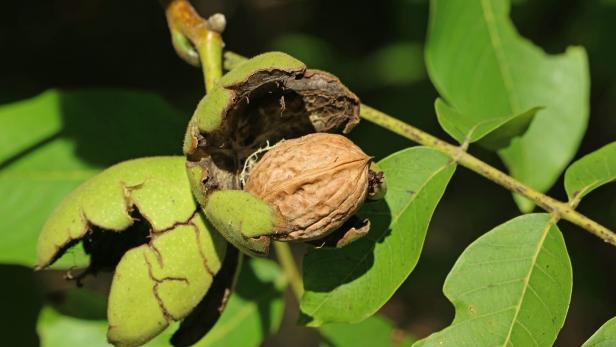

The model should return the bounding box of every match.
[501,216,557,346]
[479,0,519,114]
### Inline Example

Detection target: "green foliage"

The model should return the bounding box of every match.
[3,0,616,345]
[36,259,284,347]
[435,98,540,149]
[193,258,286,347]
[414,214,572,347]
[564,142,616,201]
[271,34,425,89]
[319,315,415,347]
[0,90,185,267]
[426,0,589,211]
[38,307,113,347]
[583,317,616,347]
[300,147,456,325]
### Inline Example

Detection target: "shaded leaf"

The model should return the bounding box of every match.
[564,142,616,202]
[0,265,43,347]
[426,0,589,212]
[191,258,286,347]
[582,317,616,347]
[300,147,456,325]
[414,214,572,347]
[435,98,539,149]
[0,89,186,266]
[37,304,175,347]
[319,315,415,347]
[49,288,107,320]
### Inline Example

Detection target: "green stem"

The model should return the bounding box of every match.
[196,33,223,91]
[222,52,616,247]
[274,242,304,300]
[163,0,223,92]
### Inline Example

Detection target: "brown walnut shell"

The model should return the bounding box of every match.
[244,133,371,241]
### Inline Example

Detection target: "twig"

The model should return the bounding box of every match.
[163,0,224,91]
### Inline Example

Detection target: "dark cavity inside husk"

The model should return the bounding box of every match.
[186,68,360,190]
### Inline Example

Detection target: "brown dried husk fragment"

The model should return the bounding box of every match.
[244,133,371,241]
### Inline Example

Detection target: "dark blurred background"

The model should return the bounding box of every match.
[1,0,614,346]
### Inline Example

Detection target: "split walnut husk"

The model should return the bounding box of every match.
[182,52,382,255]
[183,52,361,201]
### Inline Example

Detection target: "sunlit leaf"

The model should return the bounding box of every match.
[426,0,589,212]
[300,147,456,326]
[435,98,539,149]
[0,89,186,266]
[320,315,415,347]
[564,142,616,202]
[38,307,112,347]
[582,317,616,347]
[414,214,572,347]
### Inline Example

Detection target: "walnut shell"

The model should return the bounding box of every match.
[244,133,371,241]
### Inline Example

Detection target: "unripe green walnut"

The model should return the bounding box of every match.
[35,157,232,347]
[245,133,371,241]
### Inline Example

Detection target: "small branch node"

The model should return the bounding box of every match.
[207,13,226,33]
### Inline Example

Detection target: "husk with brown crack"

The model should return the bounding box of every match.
[34,157,231,347]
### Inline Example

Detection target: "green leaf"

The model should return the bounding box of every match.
[435,98,539,149]
[564,142,616,202]
[0,89,186,267]
[36,258,284,347]
[300,147,456,325]
[413,214,572,347]
[582,317,616,347]
[426,0,589,212]
[38,307,112,347]
[320,315,415,347]
[191,258,286,347]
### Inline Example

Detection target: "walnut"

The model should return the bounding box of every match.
[244,133,372,241]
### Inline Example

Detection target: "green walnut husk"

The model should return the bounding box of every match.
[35,157,229,347]
[183,52,363,256]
